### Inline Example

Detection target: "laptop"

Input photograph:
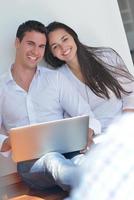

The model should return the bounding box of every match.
[9,115,89,162]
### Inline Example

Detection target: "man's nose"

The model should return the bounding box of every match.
[32,46,39,55]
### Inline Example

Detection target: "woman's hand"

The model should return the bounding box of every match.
[80,128,94,153]
[123,109,134,113]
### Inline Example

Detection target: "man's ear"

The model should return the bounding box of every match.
[15,38,20,49]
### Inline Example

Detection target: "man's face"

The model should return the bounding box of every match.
[15,31,46,69]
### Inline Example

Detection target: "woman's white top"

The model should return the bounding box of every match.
[57,48,134,132]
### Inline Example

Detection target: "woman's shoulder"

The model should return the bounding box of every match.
[91,47,118,59]
[90,46,123,67]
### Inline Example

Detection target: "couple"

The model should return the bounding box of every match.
[0,20,134,191]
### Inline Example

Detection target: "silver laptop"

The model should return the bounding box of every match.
[9,115,89,162]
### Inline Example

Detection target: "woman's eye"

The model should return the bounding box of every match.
[52,45,57,50]
[63,37,68,42]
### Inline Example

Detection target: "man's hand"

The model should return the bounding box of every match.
[81,128,94,153]
[1,138,11,152]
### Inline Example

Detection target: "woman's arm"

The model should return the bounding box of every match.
[123,108,134,113]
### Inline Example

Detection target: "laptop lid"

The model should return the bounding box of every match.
[9,115,89,162]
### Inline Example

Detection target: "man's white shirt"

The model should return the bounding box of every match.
[0,66,101,154]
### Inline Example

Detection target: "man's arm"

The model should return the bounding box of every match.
[0,82,11,153]
[57,72,101,135]
[0,110,11,152]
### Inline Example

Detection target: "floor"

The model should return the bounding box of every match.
[0,182,68,200]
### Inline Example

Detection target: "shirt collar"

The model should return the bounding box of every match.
[5,64,42,84]
[4,64,14,84]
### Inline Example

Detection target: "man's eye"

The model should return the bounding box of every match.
[28,42,34,46]
[40,45,46,49]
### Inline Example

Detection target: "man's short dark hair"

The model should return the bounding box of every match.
[16,20,47,42]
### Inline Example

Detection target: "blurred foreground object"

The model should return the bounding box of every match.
[66,113,134,200]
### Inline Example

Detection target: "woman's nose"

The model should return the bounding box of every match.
[59,44,65,51]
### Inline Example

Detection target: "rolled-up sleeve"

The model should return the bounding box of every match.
[0,90,6,151]
[0,87,11,156]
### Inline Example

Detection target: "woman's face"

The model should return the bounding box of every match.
[48,28,77,64]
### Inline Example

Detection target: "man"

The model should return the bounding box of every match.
[0,20,101,190]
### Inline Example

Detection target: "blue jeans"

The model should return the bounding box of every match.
[17,151,79,190]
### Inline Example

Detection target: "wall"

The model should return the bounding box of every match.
[0,0,133,176]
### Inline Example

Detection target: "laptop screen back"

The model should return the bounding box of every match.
[9,115,89,162]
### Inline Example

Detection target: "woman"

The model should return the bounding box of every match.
[45,21,134,132]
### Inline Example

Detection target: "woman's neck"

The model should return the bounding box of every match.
[67,59,85,82]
